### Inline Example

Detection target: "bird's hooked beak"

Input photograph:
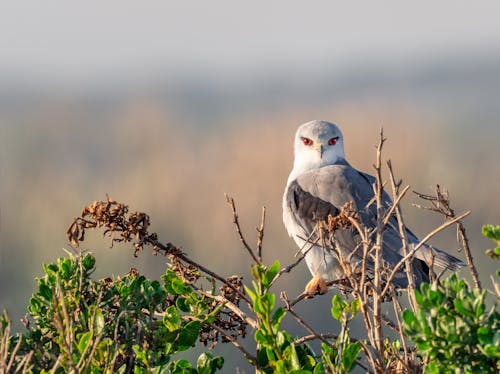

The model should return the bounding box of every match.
[313,143,324,158]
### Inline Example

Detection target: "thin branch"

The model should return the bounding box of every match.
[292,333,340,346]
[281,292,336,349]
[392,296,410,366]
[387,160,416,310]
[456,219,480,288]
[209,324,258,367]
[225,194,261,265]
[177,252,252,306]
[256,206,266,263]
[413,187,480,288]
[372,128,385,365]
[195,289,258,329]
[276,236,319,279]
[381,184,410,228]
[381,211,470,299]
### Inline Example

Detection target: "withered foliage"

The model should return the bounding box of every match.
[67,196,179,257]
[66,196,248,349]
[200,276,247,347]
[413,185,480,288]
[326,201,359,233]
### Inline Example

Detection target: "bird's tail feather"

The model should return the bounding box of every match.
[432,248,465,271]
[412,243,465,271]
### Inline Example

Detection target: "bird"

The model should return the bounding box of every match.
[282,120,464,296]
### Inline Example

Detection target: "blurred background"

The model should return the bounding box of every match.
[1,1,499,370]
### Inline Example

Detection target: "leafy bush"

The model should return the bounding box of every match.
[2,252,224,373]
[403,274,499,373]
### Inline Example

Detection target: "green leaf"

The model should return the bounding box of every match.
[197,352,224,374]
[276,331,286,349]
[313,363,325,374]
[274,359,286,373]
[178,320,201,349]
[425,361,440,374]
[82,254,96,271]
[263,260,280,288]
[482,344,500,358]
[428,290,443,306]
[251,265,265,282]
[93,308,104,335]
[272,307,286,329]
[258,293,275,315]
[342,342,361,371]
[38,283,53,301]
[77,331,92,354]
[254,329,270,345]
[454,299,474,318]
[43,263,58,275]
[171,277,190,295]
[482,224,500,242]
[169,359,197,373]
[257,347,269,367]
[331,294,347,321]
[350,298,361,318]
[176,297,191,313]
[288,343,300,370]
[59,258,73,279]
[477,326,492,345]
[164,305,180,330]
[402,310,419,330]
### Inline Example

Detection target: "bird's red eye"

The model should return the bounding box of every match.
[302,137,313,146]
[328,137,338,146]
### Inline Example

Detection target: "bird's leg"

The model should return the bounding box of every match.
[304,275,329,297]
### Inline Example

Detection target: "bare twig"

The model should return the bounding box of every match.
[276,236,319,279]
[292,333,340,346]
[53,281,77,374]
[256,206,266,263]
[381,184,410,228]
[208,324,258,367]
[194,289,258,329]
[387,160,416,310]
[177,252,252,306]
[225,194,261,265]
[372,128,386,367]
[381,211,470,299]
[281,292,336,349]
[413,187,480,288]
[392,296,410,366]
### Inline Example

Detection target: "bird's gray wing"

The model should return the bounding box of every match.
[287,166,399,259]
[286,164,432,287]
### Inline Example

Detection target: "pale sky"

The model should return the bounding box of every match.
[1,1,499,86]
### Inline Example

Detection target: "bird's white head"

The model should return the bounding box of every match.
[290,120,346,180]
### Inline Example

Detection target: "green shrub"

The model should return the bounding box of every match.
[2,253,224,373]
[403,225,500,373]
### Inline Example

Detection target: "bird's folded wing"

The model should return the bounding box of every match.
[286,165,406,264]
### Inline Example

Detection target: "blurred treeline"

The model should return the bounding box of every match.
[1,57,499,346]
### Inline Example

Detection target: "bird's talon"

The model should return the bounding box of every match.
[304,276,328,296]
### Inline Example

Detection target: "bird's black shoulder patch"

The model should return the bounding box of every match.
[287,180,340,222]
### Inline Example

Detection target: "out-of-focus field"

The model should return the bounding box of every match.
[1,61,499,369]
